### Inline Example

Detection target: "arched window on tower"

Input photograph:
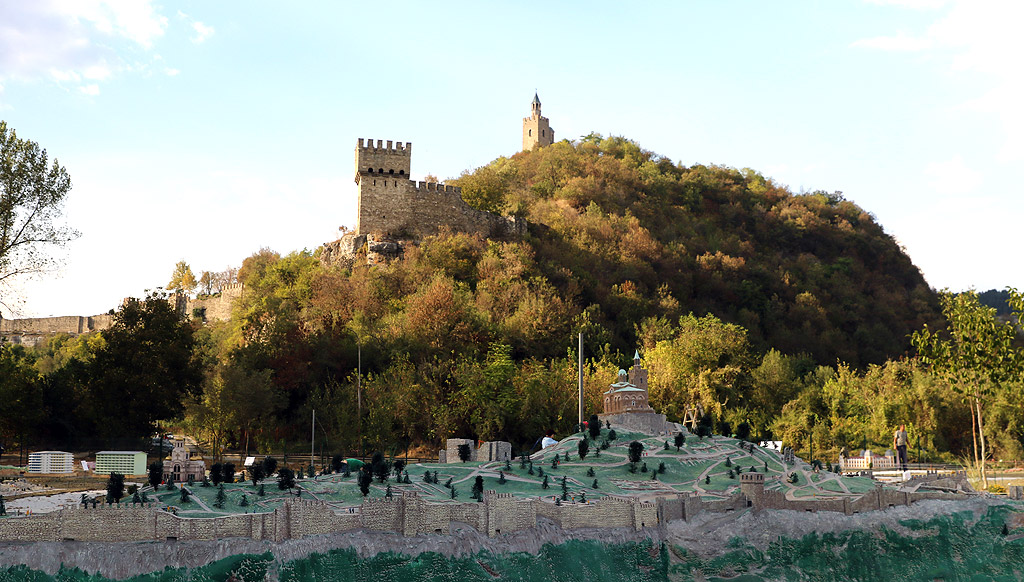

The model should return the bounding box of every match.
[389,169,394,175]
[529,129,532,136]
[399,170,405,175]
[368,167,374,174]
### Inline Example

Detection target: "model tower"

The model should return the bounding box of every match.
[522,92,554,151]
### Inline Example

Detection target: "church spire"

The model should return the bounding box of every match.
[531,91,542,117]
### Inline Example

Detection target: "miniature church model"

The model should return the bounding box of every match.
[599,350,681,436]
[163,438,206,483]
[603,351,656,414]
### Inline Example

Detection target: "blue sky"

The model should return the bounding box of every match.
[1,0,1021,317]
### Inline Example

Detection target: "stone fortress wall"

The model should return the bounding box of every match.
[0,475,967,544]
[353,138,525,242]
[0,286,243,346]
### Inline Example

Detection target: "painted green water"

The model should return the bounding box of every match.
[0,506,1020,581]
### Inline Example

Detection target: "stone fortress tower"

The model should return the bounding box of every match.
[350,139,525,242]
[522,92,554,151]
[599,350,682,436]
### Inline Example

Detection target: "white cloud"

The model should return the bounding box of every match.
[923,155,981,195]
[79,84,100,95]
[853,0,1024,161]
[851,33,931,51]
[191,21,215,44]
[165,68,180,77]
[0,1,168,95]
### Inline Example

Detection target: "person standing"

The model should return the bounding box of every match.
[893,425,909,471]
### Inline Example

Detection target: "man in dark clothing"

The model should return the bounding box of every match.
[893,425,909,471]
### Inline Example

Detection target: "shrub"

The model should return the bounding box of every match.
[210,463,223,486]
[457,443,471,463]
[674,433,685,450]
[358,468,372,496]
[223,463,235,483]
[277,468,296,490]
[588,414,601,441]
[214,484,226,508]
[578,439,589,460]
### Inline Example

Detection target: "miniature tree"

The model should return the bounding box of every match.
[555,498,562,506]
[141,492,150,503]
[148,462,163,490]
[277,468,296,490]
[498,471,507,485]
[422,471,432,483]
[1003,523,1010,536]
[505,459,512,471]
[725,456,732,468]
[240,494,249,507]
[210,463,223,486]
[537,467,544,477]
[586,467,595,477]
[674,432,685,450]
[651,471,658,481]
[106,472,125,504]
[520,454,527,470]
[393,459,406,477]
[528,464,535,476]
[560,476,568,501]
[180,487,190,503]
[542,475,550,489]
[371,452,390,483]
[450,486,458,499]
[589,414,601,441]
[433,471,440,483]
[551,456,559,469]
[628,441,643,472]
[0,495,6,516]
[728,469,735,479]
[789,473,799,484]
[250,463,265,487]
[457,444,471,463]
[735,421,751,442]
[578,439,589,460]
[297,468,305,480]
[580,490,587,503]
[308,464,315,478]
[564,451,571,461]
[444,477,453,489]
[403,471,411,484]
[826,461,833,472]
[358,468,372,497]
[764,461,768,471]
[223,462,235,483]
[202,475,211,487]
[261,457,278,477]
[664,441,669,450]
[472,476,484,501]
[641,462,648,473]
[705,475,710,485]
[332,454,345,474]
[608,429,617,441]
[343,465,351,478]
[592,479,599,489]
[214,484,226,508]
[132,491,142,505]
[750,466,757,473]
[658,462,666,474]
[257,483,265,497]
[385,485,393,499]
[187,475,195,486]
[594,447,600,458]
[81,493,88,506]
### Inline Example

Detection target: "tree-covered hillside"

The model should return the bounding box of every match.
[4,134,960,462]
[453,134,940,366]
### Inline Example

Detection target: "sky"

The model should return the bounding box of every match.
[1,0,1021,318]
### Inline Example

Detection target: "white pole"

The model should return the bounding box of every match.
[578,332,584,425]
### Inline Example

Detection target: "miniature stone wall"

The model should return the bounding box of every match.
[0,476,973,544]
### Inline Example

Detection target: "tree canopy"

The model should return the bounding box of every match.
[0,121,78,309]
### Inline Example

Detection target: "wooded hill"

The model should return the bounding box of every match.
[5,134,953,461]
[451,133,940,366]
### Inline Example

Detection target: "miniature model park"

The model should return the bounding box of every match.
[4,97,1024,582]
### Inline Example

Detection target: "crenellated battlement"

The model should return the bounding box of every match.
[414,181,461,195]
[357,138,412,155]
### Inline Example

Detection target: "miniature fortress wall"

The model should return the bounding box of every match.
[0,476,968,543]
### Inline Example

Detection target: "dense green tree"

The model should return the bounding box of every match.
[913,291,1020,488]
[277,468,295,490]
[86,293,202,440]
[577,438,589,460]
[106,472,125,504]
[167,260,197,295]
[148,462,163,490]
